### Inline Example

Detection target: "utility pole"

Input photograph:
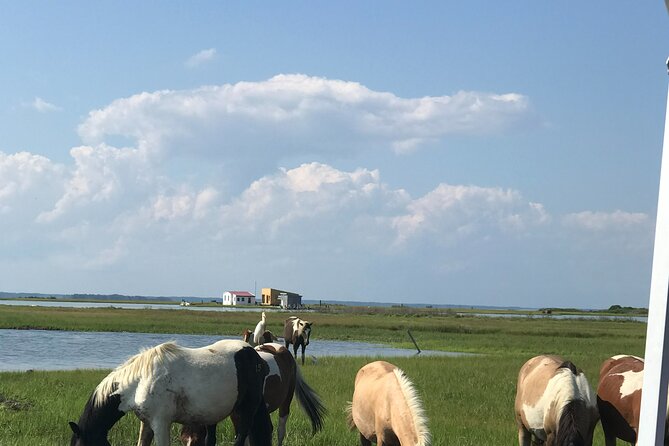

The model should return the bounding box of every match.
[637,34,669,443]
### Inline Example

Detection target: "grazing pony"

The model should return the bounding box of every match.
[347,360,430,446]
[181,342,326,446]
[596,355,657,445]
[253,312,268,345]
[283,316,312,365]
[515,355,598,446]
[69,339,272,446]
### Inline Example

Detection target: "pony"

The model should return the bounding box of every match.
[243,328,278,347]
[596,355,660,445]
[180,342,326,446]
[253,312,267,345]
[283,316,312,365]
[347,360,430,446]
[515,355,599,446]
[69,339,272,446]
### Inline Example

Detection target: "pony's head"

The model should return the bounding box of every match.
[261,330,276,343]
[297,321,312,345]
[69,421,111,446]
[242,328,253,343]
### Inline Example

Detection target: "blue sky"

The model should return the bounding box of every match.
[1,2,667,308]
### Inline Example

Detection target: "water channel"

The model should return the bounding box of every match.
[0,329,464,372]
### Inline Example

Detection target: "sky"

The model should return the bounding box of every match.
[1,2,668,308]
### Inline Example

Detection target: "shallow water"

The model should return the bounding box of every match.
[0,329,465,371]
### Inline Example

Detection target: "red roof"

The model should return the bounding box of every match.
[229,291,255,297]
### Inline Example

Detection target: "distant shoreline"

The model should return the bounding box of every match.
[0,293,648,317]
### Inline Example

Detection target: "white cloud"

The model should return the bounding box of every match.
[0,75,653,307]
[391,184,550,245]
[28,97,62,113]
[0,151,64,215]
[185,48,217,68]
[216,162,404,242]
[37,144,152,223]
[77,74,533,163]
[562,210,649,231]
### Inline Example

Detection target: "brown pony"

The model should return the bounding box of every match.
[596,355,658,445]
[283,316,312,365]
[515,355,598,446]
[347,361,430,446]
[181,342,326,446]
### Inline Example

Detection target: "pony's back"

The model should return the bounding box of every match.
[349,361,430,446]
[515,355,598,446]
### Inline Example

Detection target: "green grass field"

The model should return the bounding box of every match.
[0,305,648,445]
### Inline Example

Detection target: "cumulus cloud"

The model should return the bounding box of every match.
[77,74,533,163]
[0,75,653,306]
[37,144,153,223]
[391,184,550,245]
[216,162,406,242]
[0,151,64,216]
[185,48,217,68]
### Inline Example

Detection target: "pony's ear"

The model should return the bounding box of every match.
[69,421,81,436]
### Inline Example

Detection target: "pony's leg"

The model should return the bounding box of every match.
[150,423,172,446]
[276,402,290,446]
[137,421,154,446]
[204,424,217,446]
[300,343,306,365]
[359,432,372,446]
[517,425,531,446]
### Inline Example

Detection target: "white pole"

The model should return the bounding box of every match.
[637,58,669,446]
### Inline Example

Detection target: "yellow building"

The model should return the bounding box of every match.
[261,288,302,307]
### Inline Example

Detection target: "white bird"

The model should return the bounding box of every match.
[252,311,267,345]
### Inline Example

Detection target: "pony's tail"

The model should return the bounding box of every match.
[345,401,355,430]
[556,400,585,446]
[295,366,327,433]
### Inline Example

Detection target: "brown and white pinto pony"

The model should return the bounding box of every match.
[596,355,662,445]
[283,316,312,365]
[347,360,430,446]
[180,342,326,446]
[242,329,278,346]
[515,355,598,446]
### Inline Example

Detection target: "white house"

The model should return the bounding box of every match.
[222,291,256,306]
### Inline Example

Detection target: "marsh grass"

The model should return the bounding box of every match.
[0,305,648,445]
[0,355,617,445]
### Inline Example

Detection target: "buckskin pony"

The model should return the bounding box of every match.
[181,342,326,446]
[515,354,598,446]
[596,355,662,445]
[347,360,430,446]
[283,316,312,365]
[69,339,272,446]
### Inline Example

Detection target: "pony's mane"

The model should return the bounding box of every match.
[93,342,183,407]
[393,368,430,446]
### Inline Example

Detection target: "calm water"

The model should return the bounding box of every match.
[0,299,266,312]
[0,329,464,371]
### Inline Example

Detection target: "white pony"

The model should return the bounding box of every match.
[69,339,272,446]
[253,311,267,345]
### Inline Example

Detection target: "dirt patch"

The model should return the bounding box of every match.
[0,393,33,411]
